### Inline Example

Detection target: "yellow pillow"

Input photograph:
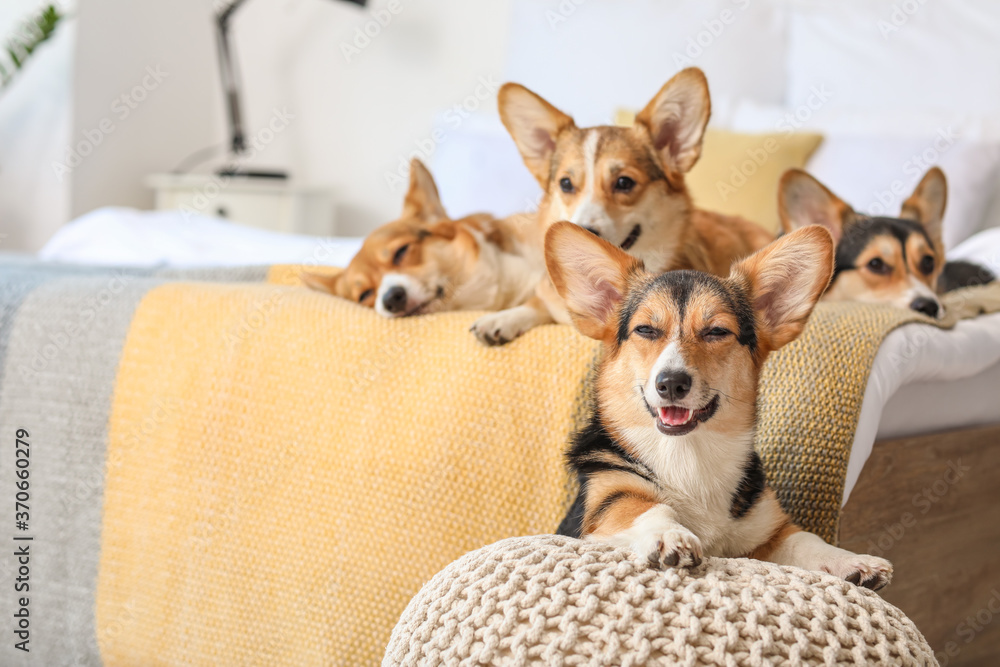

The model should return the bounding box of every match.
[687,129,823,233]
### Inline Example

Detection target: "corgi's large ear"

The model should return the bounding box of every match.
[730,226,834,353]
[778,169,853,244]
[401,158,447,222]
[499,83,576,189]
[634,68,711,174]
[900,167,947,249]
[545,221,642,340]
[301,268,345,296]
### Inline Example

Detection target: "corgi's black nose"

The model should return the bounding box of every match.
[655,370,692,401]
[382,285,407,314]
[910,297,939,318]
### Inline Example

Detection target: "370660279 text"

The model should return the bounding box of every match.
[13,428,32,653]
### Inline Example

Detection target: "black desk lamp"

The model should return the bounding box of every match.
[215,0,367,178]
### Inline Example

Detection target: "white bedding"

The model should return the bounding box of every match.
[38,207,362,268]
[40,208,1000,504]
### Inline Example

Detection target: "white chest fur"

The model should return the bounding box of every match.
[619,425,779,557]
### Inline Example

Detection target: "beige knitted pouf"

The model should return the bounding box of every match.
[383,535,936,667]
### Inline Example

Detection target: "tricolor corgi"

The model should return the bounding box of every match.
[779,167,994,317]
[470,68,773,346]
[303,159,540,318]
[548,221,892,589]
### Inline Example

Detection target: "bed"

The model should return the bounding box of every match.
[5,206,992,662]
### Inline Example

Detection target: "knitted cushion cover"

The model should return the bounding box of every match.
[383,535,936,666]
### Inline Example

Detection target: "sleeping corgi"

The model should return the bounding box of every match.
[470,68,773,345]
[303,159,540,318]
[779,167,994,318]
[548,221,892,589]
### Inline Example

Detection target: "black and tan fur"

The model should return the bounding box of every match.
[548,221,892,588]
[780,167,995,318]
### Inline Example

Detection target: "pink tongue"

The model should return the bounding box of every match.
[658,406,692,426]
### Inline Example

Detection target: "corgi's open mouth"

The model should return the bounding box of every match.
[655,394,719,436]
[401,286,445,317]
[404,301,434,317]
[620,225,641,251]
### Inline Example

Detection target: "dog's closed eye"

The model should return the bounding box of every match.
[392,244,410,266]
[701,326,731,341]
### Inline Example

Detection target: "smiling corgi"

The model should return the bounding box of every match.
[778,166,994,318]
[303,159,540,318]
[547,221,892,589]
[470,68,773,345]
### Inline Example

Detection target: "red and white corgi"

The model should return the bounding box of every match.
[303,159,540,318]
[548,221,892,589]
[779,166,993,318]
[470,68,773,345]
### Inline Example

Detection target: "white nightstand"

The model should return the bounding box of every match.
[146,174,334,235]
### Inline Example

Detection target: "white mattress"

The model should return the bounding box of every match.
[40,208,1000,505]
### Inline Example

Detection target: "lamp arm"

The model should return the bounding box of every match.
[216,0,251,155]
[213,0,366,165]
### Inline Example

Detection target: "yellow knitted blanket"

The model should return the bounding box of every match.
[95,273,1000,666]
[97,282,598,666]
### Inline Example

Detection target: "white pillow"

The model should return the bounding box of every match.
[730,98,988,141]
[728,100,1000,248]
[503,0,788,126]
[428,113,542,220]
[786,0,1000,114]
[949,227,1000,276]
[804,134,1000,250]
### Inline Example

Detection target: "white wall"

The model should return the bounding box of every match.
[68,0,511,238]
[70,0,223,221]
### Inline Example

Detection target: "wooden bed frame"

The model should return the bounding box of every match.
[840,423,1000,666]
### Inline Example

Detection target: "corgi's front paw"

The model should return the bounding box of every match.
[821,553,893,591]
[638,526,703,569]
[470,308,533,346]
